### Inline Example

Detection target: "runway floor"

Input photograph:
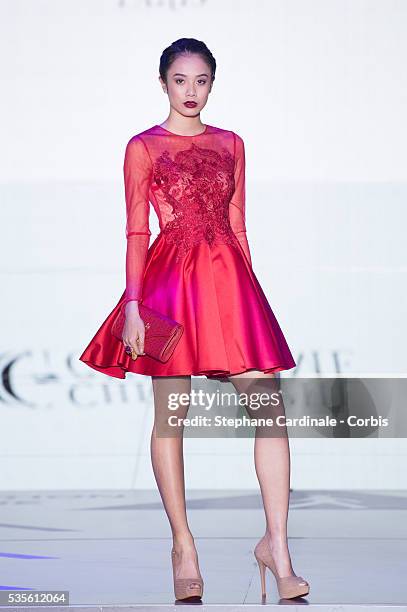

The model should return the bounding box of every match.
[0,489,406,611]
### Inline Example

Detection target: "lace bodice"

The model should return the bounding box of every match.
[123,124,252,303]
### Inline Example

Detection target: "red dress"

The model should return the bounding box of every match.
[79,124,296,379]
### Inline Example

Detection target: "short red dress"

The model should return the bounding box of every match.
[79,124,296,379]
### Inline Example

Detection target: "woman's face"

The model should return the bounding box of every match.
[160,53,213,118]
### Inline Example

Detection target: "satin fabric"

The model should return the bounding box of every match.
[79,231,296,379]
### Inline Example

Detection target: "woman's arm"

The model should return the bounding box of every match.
[122,136,152,309]
[229,132,252,267]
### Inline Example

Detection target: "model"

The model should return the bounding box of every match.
[79,37,309,602]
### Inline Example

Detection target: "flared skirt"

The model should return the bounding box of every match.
[79,233,296,379]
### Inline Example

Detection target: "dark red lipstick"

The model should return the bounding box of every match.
[184,101,197,107]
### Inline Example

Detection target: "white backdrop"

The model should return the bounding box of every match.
[1,0,406,490]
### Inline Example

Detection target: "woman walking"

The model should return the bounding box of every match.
[79,37,309,602]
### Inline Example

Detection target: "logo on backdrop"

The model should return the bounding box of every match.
[0,350,152,409]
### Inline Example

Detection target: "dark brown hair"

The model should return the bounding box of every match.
[159,37,216,84]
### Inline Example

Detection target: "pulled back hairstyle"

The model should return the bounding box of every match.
[159,38,216,84]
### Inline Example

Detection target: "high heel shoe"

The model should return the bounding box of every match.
[171,548,204,600]
[254,535,310,599]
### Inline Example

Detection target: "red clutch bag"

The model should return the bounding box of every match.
[111,302,184,363]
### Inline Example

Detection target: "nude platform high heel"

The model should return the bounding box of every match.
[171,548,204,600]
[254,535,310,600]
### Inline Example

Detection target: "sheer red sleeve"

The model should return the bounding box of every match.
[229,132,252,267]
[123,136,152,305]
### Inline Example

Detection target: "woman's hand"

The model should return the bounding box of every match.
[122,306,146,359]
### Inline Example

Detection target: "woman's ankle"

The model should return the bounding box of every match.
[173,532,196,550]
[264,530,289,549]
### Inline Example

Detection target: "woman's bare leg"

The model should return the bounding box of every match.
[150,375,202,586]
[227,370,296,577]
